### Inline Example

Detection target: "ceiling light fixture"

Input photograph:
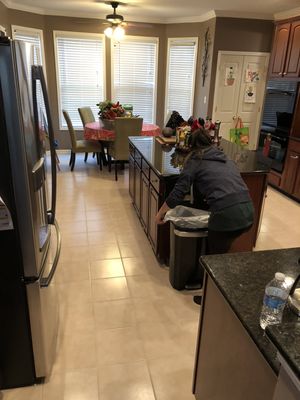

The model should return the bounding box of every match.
[104,2,126,42]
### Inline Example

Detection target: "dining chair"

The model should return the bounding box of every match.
[62,110,102,171]
[78,107,96,162]
[107,117,143,181]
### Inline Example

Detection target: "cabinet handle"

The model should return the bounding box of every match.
[278,72,282,75]
[283,72,287,76]
[290,155,299,159]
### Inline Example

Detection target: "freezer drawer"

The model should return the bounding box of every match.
[26,220,60,378]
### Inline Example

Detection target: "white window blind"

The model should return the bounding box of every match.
[112,37,158,124]
[165,38,198,121]
[12,26,44,66]
[54,32,105,129]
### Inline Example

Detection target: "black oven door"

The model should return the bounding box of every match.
[259,131,288,173]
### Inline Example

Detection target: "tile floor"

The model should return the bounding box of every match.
[2,153,300,400]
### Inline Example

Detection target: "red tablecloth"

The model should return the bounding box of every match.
[84,121,161,141]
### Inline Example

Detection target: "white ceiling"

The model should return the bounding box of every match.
[2,0,300,23]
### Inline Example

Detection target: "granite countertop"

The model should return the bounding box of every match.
[266,323,300,379]
[129,137,271,178]
[200,248,300,375]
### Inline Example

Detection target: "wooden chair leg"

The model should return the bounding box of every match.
[84,152,88,162]
[115,160,118,181]
[99,153,102,171]
[71,153,76,171]
[69,151,73,166]
[108,154,112,173]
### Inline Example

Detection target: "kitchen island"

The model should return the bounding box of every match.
[193,248,300,400]
[129,136,271,262]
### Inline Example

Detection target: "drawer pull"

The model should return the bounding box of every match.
[278,72,282,75]
[290,155,299,159]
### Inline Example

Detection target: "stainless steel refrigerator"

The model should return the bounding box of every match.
[0,36,61,389]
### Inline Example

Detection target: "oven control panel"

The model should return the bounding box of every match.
[0,196,14,230]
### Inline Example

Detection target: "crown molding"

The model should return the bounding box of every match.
[1,2,275,24]
[274,7,300,21]
[165,10,216,24]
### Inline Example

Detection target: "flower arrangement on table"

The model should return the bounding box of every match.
[97,100,125,120]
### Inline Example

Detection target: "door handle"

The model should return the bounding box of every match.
[40,219,61,288]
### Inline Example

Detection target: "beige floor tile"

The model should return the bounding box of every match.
[122,256,162,276]
[96,327,145,366]
[1,385,43,400]
[89,244,121,260]
[88,231,117,245]
[94,299,136,330]
[59,302,95,336]
[87,219,111,232]
[90,258,124,279]
[59,246,90,263]
[42,368,99,400]
[148,354,195,400]
[92,277,130,302]
[60,220,87,234]
[98,361,155,400]
[119,243,155,259]
[60,232,89,247]
[138,321,198,360]
[55,260,90,283]
[57,281,92,306]
[54,332,96,372]
[126,274,172,299]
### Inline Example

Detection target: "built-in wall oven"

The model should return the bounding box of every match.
[258,80,298,173]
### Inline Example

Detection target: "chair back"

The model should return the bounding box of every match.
[78,107,95,127]
[113,117,143,161]
[62,110,77,150]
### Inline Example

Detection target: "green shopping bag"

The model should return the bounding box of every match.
[230,117,249,147]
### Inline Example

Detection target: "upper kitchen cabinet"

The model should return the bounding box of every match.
[269,20,300,78]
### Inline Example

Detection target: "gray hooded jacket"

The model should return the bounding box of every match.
[166,146,251,212]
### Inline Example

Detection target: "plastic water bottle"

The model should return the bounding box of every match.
[259,272,289,330]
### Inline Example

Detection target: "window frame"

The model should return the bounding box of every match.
[164,37,198,122]
[11,25,46,73]
[111,35,159,124]
[53,30,106,130]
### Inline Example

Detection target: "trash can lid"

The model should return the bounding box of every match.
[171,221,208,232]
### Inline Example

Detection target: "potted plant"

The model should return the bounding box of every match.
[96,100,125,129]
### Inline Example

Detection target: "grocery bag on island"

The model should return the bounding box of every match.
[229,117,249,147]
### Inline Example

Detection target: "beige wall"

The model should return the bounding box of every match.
[0,2,274,149]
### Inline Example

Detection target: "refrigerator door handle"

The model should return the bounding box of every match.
[40,219,61,288]
[32,65,57,225]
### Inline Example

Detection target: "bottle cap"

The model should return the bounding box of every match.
[275,272,285,281]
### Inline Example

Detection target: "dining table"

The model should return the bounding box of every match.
[84,121,161,141]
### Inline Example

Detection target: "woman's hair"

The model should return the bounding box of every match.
[189,128,213,149]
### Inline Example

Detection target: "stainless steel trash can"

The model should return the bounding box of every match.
[169,223,208,290]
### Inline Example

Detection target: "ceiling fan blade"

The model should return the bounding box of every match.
[125,22,154,28]
[94,0,139,7]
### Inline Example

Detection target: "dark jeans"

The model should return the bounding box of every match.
[207,225,252,255]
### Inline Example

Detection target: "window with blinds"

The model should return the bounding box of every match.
[12,26,44,66]
[54,32,105,129]
[112,37,158,124]
[165,38,198,121]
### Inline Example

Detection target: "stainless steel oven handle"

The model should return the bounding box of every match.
[40,218,61,288]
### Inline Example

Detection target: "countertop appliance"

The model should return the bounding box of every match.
[0,37,61,389]
[258,80,298,173]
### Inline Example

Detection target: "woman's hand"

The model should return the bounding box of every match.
[155,202,171,225]
[155,210,166,225]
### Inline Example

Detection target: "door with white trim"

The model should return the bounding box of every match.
[213,51,269,150]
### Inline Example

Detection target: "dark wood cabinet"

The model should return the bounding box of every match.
[269,23,291,78]
[129,155,134,199]
[269,20,300,78]
[134,162,141,215]
[285,20,300,77]
[148,186,159,252]
[140,172,149,232]
[280,139,300,199]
